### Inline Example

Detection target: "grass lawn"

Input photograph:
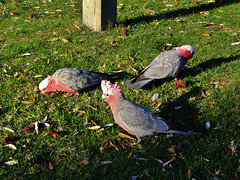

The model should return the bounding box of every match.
[0,0,239,179]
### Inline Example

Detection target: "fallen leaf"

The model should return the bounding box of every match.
[87,126,101,130]
[155,101,163,108]
[202,34,210,36]
[218,10,224,12]
[130,56,135,61]
[57,54,68,58]
[174,80,186,87]
[29,13,36,19]
[49,162,54,171]
[4,144,17,150]
[62,38,69,43]
[228,141,237,156]
[3,136,19,143]
[117,36,124,38]
[23,124,35,133]
[208,101,216,104]
[128,151,133,159]
[48,130,59,137]
[187,169,192,179]
[119,133,136,141]
[70,9,79,13]
[121,29,128,36]
[220,82,231,85]
[12,11,17,15]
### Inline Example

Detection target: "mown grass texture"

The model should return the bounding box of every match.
[0,0,240,179]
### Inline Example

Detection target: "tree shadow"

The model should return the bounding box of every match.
[119,0,238,26]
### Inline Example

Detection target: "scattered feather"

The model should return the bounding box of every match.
[231,42,240,45]
[3,157,18,166]
[214,123,221,130]
[34,75,44,78]
[41,115,48,122]
[103,123,114,128]
[35,121,38,134]
[206,122,210,130]
[4,144,17,150]
[163,156,176,168]
[132,176,138,180]
[21,53,32,56]
[97,161,113,166]
[2,127,15,133]
[174,106,182,110]
[152,93,159,101]
[134,156,149,161]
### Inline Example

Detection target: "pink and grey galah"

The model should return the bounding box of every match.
[101,80,193,143]
[39,68,122,94]
[125,45,195,90]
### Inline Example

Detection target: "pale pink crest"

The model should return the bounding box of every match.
[101,80,122,96]
[179,45,195,56]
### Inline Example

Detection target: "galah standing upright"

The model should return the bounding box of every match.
[39,68,122,94]
[125,45,195,90]
[101,80,193,142]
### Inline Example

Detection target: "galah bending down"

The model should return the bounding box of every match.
[101,80,193,143]
[39,68,122,94]
[125,45,195,90]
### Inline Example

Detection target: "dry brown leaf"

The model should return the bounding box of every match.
[121,29,128,36]
[117,36,124,38]
[12,11,16,15]
[48,130,59,137]
[130,56,135,61]
[49,162,54,171]
[202,34,210,36]
[220,82,231,85]
[23,124,35,133]
[155,101,163,108]
[128,151,133,159]
[3,136,19,143]
[118,133,136,141]
[29,13,36,19]
[208,101,216,104]
[174,80,186,87]
[228,141,237,156]
[70,9,79,13]
[187,169,192,179]
[87,126,101,130]
[62,39,69,43]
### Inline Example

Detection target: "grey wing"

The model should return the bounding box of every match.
[117,100,169,136]
[54,68,101,91]
[142,50,183,79]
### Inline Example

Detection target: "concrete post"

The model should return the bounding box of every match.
[82,0,117,32]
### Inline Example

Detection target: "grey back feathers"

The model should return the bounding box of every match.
[125,50,184,90]
[53,68,102,91]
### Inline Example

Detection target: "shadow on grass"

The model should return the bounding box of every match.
[119,0,239,26]
[180,54,240,78]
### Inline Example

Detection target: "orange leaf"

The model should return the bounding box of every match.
[48,130,59,137]
[202,34,210,36]
[155,101,163,108]
[121,29,128,36]
[70,9,79,13]
[23,124,35,133]
[174,80,186,87]
[221,82,230,85]
[187,169,192,179]
[3,136,19,143]
[208,101,216,104]
[29,13,36,19]
[12,11,17,15]
[130,56,135,61]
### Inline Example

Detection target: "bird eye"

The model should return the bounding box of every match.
[106,94,109,96]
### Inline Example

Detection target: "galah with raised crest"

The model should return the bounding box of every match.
[101,80,193,142]
[125,45,195,90]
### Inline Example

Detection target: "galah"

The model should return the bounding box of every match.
[101,80,193,142]
[125,45,195,90]
[39,68,122,94]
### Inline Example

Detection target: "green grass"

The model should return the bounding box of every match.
[0,0,240,179]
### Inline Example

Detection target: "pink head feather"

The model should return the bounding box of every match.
[177,45,195,60]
